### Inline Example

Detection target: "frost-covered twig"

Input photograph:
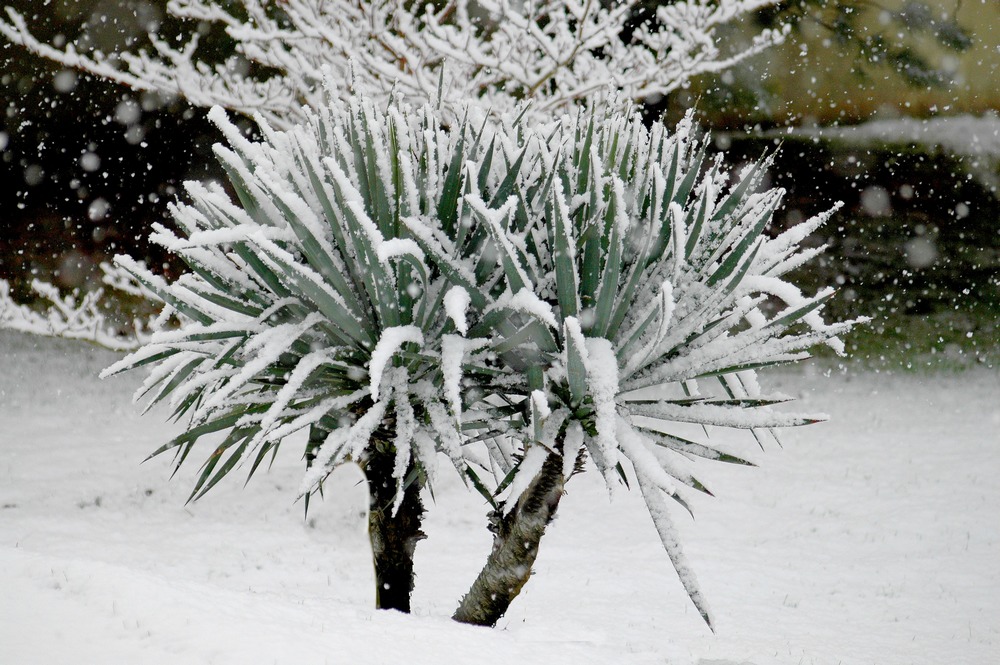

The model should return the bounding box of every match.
[0,277,155,351]
[1,0,788,126]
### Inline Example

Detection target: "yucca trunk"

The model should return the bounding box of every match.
[362,444,425,613]
[308,425,425,613]
[453,449,565,626]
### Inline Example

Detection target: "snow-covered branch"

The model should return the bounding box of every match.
[1,0,787,125]
[0,275,160,351]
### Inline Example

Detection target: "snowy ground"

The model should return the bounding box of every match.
[1,330,997,664]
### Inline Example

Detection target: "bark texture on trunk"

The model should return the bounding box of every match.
[452,449,565,627]
[363,447,425,613]
[306,423,425,613]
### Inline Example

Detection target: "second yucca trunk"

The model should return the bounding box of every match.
[453,448,566,626]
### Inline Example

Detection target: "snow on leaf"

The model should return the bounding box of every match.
[616,416,679,498]
[492,288,559,330]
[246,348,335,446]
[300,396,389,496]
[584,336,620,489]
[444,285,472,335]
[197,312,326,417]
[504,442,550,510]
[262,390,367,445]
[369,325,424,401]
[629,400,826,429]
[635,468,714,630]
[561,420,585,480]
[424,397,467,477]
[441,334,487,423]
[412,430,440,490]
[390,367,416,516]
[377,238,425,265]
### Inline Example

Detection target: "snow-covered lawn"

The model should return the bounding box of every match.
[1,331,997,664]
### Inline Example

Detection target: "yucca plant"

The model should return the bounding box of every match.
[100,91,525,612]
[101,89,861,626]
[413,107,865,627]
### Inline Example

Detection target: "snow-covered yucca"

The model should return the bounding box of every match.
[1,0,788,126]
[414,107,864,627]
[100,92,519,612]
[100,90,861,626]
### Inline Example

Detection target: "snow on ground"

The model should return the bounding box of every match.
[781,113,1000,163]
[1,331,998,664]
[773,113,1000,191]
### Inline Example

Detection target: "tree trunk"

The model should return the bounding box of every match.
[452,449,565,626]
[306,424,425,613]
[362,446,426,613]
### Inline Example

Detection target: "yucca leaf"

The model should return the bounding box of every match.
[492,457,524,498]
[142,357,204,411]
[492,318,559,358]
[488,143,529,208]
[245,440,278,486]
[636,428,756,466]
[359,105,395,238]
[578,226,602,315]
[711,157,768,225]
[462,467,498,509]
[575,112,596,193]
[117,261,214,326]
[477,136,496,195]
[471,198,532,293]
[271,170,368,323]
[182,257,267,313]
[605,221,656,340]
[214,153,276,230]
[183,283,262,318]
[646,140,681,265]
[437,122,466,235]
[297,145,372,321]
[706,196,779,287]
[143,408,245,462]
[625,396,791,408]
[346,110,375,220]
[590,181,626,337]
[328,178,400,330]
[629,399,822,428]
[232,244,294,300]
[251,236,371,347]
[564,318,588,409]
[189,429,252,502]
[672,141,706,207]
[684,187,711,259]
[103,348,181,377]
[636,471,714,630]
[548,181,580,319]
[766,290,836,331]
